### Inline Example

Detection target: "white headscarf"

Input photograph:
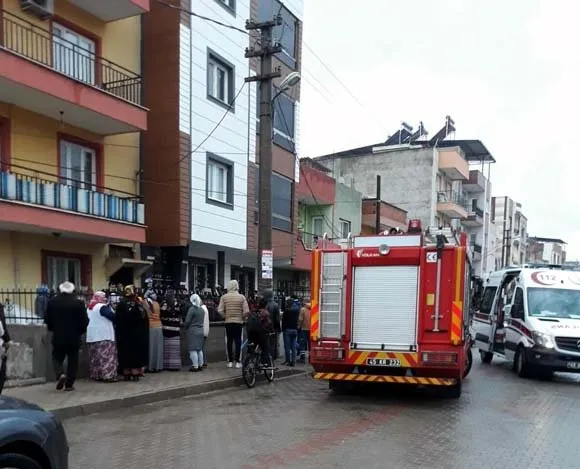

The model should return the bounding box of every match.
[190,294,202,307]
[59,281,75,294]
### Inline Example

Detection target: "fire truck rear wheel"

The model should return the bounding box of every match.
[479,350,493,364]
[463,348,473,378]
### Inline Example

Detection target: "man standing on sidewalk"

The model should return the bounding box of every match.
[217,280,249,368]
[45,282,89,391]
[262,290,281,361]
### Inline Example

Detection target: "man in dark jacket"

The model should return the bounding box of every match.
[262,289,281,360]
[282,298,301,366]
[44,282,89,391]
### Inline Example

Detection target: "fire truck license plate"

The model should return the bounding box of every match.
[366,358,401,367]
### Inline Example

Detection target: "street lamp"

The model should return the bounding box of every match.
[257,71,301,293]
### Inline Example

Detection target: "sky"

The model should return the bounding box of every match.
[299,0,579,260]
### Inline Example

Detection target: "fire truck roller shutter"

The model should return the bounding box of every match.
[351,265,419,351]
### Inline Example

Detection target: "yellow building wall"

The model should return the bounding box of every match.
[0,232,107,289]
[3,0,141,76]
[0,104,139,196]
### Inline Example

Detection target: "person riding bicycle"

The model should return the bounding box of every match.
[246,296,274,367]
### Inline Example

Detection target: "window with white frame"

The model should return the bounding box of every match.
[206,153,234,208]
[46,256,82,289]
[207,50,235,109]
[339,219,351,239]
[60,140,96,190]
[52,23,96,85]
[215,0,235,13]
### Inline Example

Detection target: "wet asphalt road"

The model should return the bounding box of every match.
[65,357,580,469]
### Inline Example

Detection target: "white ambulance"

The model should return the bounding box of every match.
[473,265,580,379]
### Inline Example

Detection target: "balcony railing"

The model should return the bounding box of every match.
[1,10,142,105]
[0,170,145,225]
[473,243,482,253]
[469,206,484,218]
[437,191,467,207]
[299,230,321,250]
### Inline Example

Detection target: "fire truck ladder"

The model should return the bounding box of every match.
[320,252,344,338]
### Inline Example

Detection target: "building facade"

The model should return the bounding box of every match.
[315,120,496,275]
[491,196,528,268]
[0,0,149,290]
[142,0,303,294]
[526,237,566,265]
[247,0,304,295]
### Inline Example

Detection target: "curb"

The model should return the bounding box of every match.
[51,368,306,420]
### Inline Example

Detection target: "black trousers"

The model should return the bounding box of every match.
[247,329,270,364]
[52,344,80,387]
[225,323,243,363]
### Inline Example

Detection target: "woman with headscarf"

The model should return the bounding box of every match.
[185,294,208,372]
[86,291,118,382]
[115,285,149,381]
[160,291,183,371]
[145,293,163,372]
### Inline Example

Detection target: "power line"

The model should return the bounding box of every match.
[156,0,249,34]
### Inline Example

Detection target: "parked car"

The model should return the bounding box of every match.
[0,396,68,469]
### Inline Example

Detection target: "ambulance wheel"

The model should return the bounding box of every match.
[514,346,531,378]
[443,380,462,399]
[479,350,493,364]
[463,348,473,378]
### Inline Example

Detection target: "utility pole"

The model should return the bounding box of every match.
[375,175,381,234]
[245,16,282,293]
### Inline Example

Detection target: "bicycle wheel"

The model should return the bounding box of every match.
[264,354,275,382]
[242,352,257,388]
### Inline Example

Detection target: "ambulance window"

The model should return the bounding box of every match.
[512,288,524,318]
[480,287,497,315]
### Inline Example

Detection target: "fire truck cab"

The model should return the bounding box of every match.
[309,220,473,398]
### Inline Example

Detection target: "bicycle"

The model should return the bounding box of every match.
[241,333,276,388]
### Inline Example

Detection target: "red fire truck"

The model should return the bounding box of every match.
[309,220,473,398]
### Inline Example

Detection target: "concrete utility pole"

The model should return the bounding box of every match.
[245,16,282,293]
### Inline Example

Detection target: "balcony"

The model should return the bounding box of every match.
[472,243,482,261]
[437,191,468,219]
[464,206,484,227]
[463,170,486,193]
[0,169,146,243]
[296,164,335,205]
[67,0,150,22]
[0,11,146,134]
[438,147,469,180]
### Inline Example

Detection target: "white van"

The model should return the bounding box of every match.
[473,266,580,379]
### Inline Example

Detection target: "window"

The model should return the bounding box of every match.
[215,0,235,14]
[273,90,295,151]
[207,50,235,109]
[42,250,91,289]
[480,287,497,315]
[339,219,351,239]
[59,139,96,190]
[53,23,96,85]
[258,0,297,68]
[254,167,293,231]
[206,153,234,208]
[311,216,323,236]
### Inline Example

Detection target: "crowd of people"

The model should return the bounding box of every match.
[39,278,311,391]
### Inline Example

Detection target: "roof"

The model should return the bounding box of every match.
[529,236,567,245]
[314,139,496,163]
[299,157,332,173]
[362,198,408,213]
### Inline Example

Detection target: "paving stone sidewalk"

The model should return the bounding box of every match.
[2,362,307,420]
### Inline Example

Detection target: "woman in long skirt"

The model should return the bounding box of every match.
[116,285,149,381]
[185,294,207,372]
[161,291,183,371]
[86,291,118,382]
[145,294,164,372]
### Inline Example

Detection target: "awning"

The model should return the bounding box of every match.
[105,257,153,278]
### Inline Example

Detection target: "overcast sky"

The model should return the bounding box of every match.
[299,0,578,259]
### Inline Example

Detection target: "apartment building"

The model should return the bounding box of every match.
[0,0,149,289]
[273,158,361,297]
[491,196,528,268]
[142,0,303,294]
[247,0,304,294]
[314,118,496,274]
[526,237,566,265]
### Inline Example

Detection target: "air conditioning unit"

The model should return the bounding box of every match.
[20,0,54,20]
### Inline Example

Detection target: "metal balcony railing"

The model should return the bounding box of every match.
[473,243,482,253]
[469,206,484,218]
[1,10,142,105]
[437,191,467,207]
[298,230,321,250]
[0,169,145,225]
